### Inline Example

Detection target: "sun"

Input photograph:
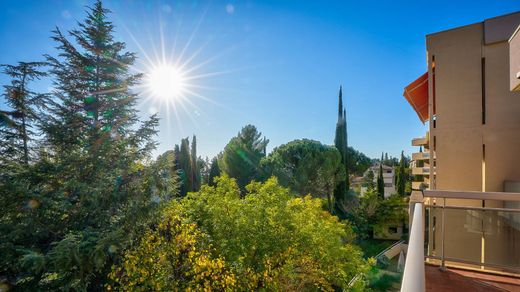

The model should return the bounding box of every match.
[147,64,186,99]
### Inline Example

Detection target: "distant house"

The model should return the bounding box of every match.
[360,164,396,198]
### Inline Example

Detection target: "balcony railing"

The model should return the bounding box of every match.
[412,152,430,161]
[412,137,429,146]
[401,190,520,292]
[423,190,520,274]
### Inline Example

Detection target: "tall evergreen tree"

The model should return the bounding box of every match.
[333,86,349,215]
[219,124,268,192]
[1,2,161,289]
[377,153,385,199]
[191,135,200,191]
[208,156,221,186]
[0,62,47,165]
[173,144,181,171]
[396,150,407,195]
[179,137,192,196]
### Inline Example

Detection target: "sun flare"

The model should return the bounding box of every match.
[147,64,186,99]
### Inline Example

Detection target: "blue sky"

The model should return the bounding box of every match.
[1,0,519,160]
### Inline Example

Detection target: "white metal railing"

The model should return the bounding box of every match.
[401,203,425,292]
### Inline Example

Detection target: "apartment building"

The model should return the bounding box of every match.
[401,11,520,291]
[360,164,396,198]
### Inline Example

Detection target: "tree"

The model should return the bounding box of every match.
[112,176,368,290]
[395,151,407,195]
[178,137,193,196]
[0,62,47,166]
[208,156,221,186]
[190,135,200,191]
[109,208,235,291]
[347,189,407,239]
[218,125,268,192]
[333,86,349,216]
[362,169,375,188]
[261,139,345,212]
[0,2,164,290]
[377,153,385,199]
[347,146,372,176]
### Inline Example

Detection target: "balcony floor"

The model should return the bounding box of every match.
[425,264,520,291]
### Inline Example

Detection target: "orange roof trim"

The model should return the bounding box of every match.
[403,72,430,123]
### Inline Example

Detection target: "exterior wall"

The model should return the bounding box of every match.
[360,165,396,198]
[509,26,520,91]
[424,12,520,270]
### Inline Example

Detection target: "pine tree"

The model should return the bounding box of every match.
[219,125,268,192]
[377,153,385,199]
[191,135,200,191]
[333,86,349,216]
[0,62,47,165]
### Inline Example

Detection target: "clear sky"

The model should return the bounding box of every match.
[1,0,519,160]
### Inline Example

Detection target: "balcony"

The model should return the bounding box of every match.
[412,167,430,175]
[412,137,429,146]
[412,151,431,161]
[401,190,520,292]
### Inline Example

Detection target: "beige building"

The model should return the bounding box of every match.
[402,11,520,287]
[360,164,396,198]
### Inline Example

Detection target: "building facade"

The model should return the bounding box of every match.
[404,12,520,275]
[360,164,396,198]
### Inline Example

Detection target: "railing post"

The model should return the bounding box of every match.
[401,202,425,292]
[441,197,446,271]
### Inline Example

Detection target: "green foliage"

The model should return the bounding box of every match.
[173,136,202,196]
[0,61,47,166]
[347,146,372,177]
[207,156,221,186]
[348,188,408,240]
[112,176,368,291]
[0,2,178,290]
[108,209,236,291]
[261,139,345,213]
[363,169,375,188]
[218,124,268,192]
[395,151,409,196]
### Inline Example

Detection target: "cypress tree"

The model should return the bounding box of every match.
[377,153,385,199]
[173,144,181,171]
[396,150,407,195]
[333,86,349,215]
[179,137,192,195]
[0,62,47,166]
[191,135,200,191]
